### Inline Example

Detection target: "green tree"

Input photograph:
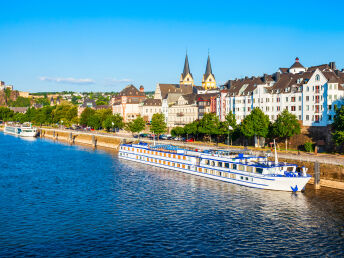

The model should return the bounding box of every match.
[96,100,108,106]
[12,112,29,123]
[51,104,77,125]
[184,120,199,139]
[271,109,301,151]
[96,108,112,123]
[112,113,125,130]
[80,107,96,126]
[224,111,237,145]
[35,97,50,106]
[8,97,31,107]
[126,116,146,135]
[88,114,101,129]
[198,113,221,142]
[332,106,344,150]
[0,107,14,121]
[171,126,185,137]
[150,113,167,136]
[240,108,270,146]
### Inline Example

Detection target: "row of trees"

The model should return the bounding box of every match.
[0,105,168,136]
[0,105,78,126]
[171,108,301,149]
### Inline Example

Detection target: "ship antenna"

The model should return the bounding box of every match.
[274,139,278,165]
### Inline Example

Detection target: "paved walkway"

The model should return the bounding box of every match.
[38,127,344,166]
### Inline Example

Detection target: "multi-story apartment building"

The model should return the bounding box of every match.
[217,58,344,126]
[111,85,146,122]
[139,98,162,123]
[167,94,198,127]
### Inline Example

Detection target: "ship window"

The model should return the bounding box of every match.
[172,163,175,166]
[233,164,237,170]
[198,168,202,172]
[238,165,244,171]
[168,154,171,158]
[245,177,249,181]
[211,161,215,166]
[173,155,176,158]
[230,174,235,179]
[188,166,190,170]
[240,176,244,180]
[256,168,263,174]
[225,163,230,168]
[218,162,222,167]
[247,166,253,173]
[182,165,185,169]
[218,171,222,176]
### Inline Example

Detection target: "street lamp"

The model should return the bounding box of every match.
[228,125,233,149]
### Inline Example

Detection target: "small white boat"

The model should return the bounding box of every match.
[119,142,311,192]
[4,122,37,137]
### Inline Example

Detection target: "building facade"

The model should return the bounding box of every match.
[112,85,146,122]
[217,58,344,126]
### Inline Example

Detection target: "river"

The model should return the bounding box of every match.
[0,132,343,257]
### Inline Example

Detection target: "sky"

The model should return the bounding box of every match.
[1,0,344,93]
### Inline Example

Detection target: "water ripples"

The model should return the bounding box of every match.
[0,133,343,257]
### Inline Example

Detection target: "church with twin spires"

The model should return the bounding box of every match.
[179,54,217,90]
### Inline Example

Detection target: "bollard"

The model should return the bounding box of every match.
[314,161,321,189]
[92,135,97,148]
[53,130,55,138]
[69,132,73,144]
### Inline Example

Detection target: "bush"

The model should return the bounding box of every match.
[304,142,314,152]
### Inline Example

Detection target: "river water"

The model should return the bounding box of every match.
[0,132,343,257]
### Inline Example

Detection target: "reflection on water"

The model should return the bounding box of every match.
[20,136,37,142]
[0,132,343,257]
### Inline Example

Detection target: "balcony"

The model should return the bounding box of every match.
[177,112,184,117]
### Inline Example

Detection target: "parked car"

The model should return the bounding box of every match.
[139,133,148,138]
[159,135,168,140]
[186,138,194,142]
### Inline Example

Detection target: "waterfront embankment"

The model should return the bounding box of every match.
[39,128,121,150]
[1,126,344,190]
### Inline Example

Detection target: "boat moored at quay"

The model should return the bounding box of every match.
[119,142,311,192]
[4,123,38,137]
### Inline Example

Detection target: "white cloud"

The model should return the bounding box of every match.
[39,76,95,85]
[105,78,133,85]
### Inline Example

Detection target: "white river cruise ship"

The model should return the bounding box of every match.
[119,142,311,192]
[4,123,38,137]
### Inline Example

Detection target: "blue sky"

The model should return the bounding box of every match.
[1,0,344,92]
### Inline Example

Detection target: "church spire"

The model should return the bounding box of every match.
[182,54,191,79]
[202,54,216,90]
[204,54,213,78]
[180,53,194,86]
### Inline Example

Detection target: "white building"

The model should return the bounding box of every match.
[139,98,162,123]
[217,58,344,126]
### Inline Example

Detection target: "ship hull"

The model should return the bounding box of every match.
[119,147,311,192]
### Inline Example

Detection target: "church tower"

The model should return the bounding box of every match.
[202,55,216,89]
[180,54,194,86]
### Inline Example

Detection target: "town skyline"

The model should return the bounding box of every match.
[1,1,344,92]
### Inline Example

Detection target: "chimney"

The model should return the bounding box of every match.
[335,70,339,76]
[329,62,336,70]
[139,85,144,92]
[263,74,268,83]
[295,57,299,62]
[274,72,281,81]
